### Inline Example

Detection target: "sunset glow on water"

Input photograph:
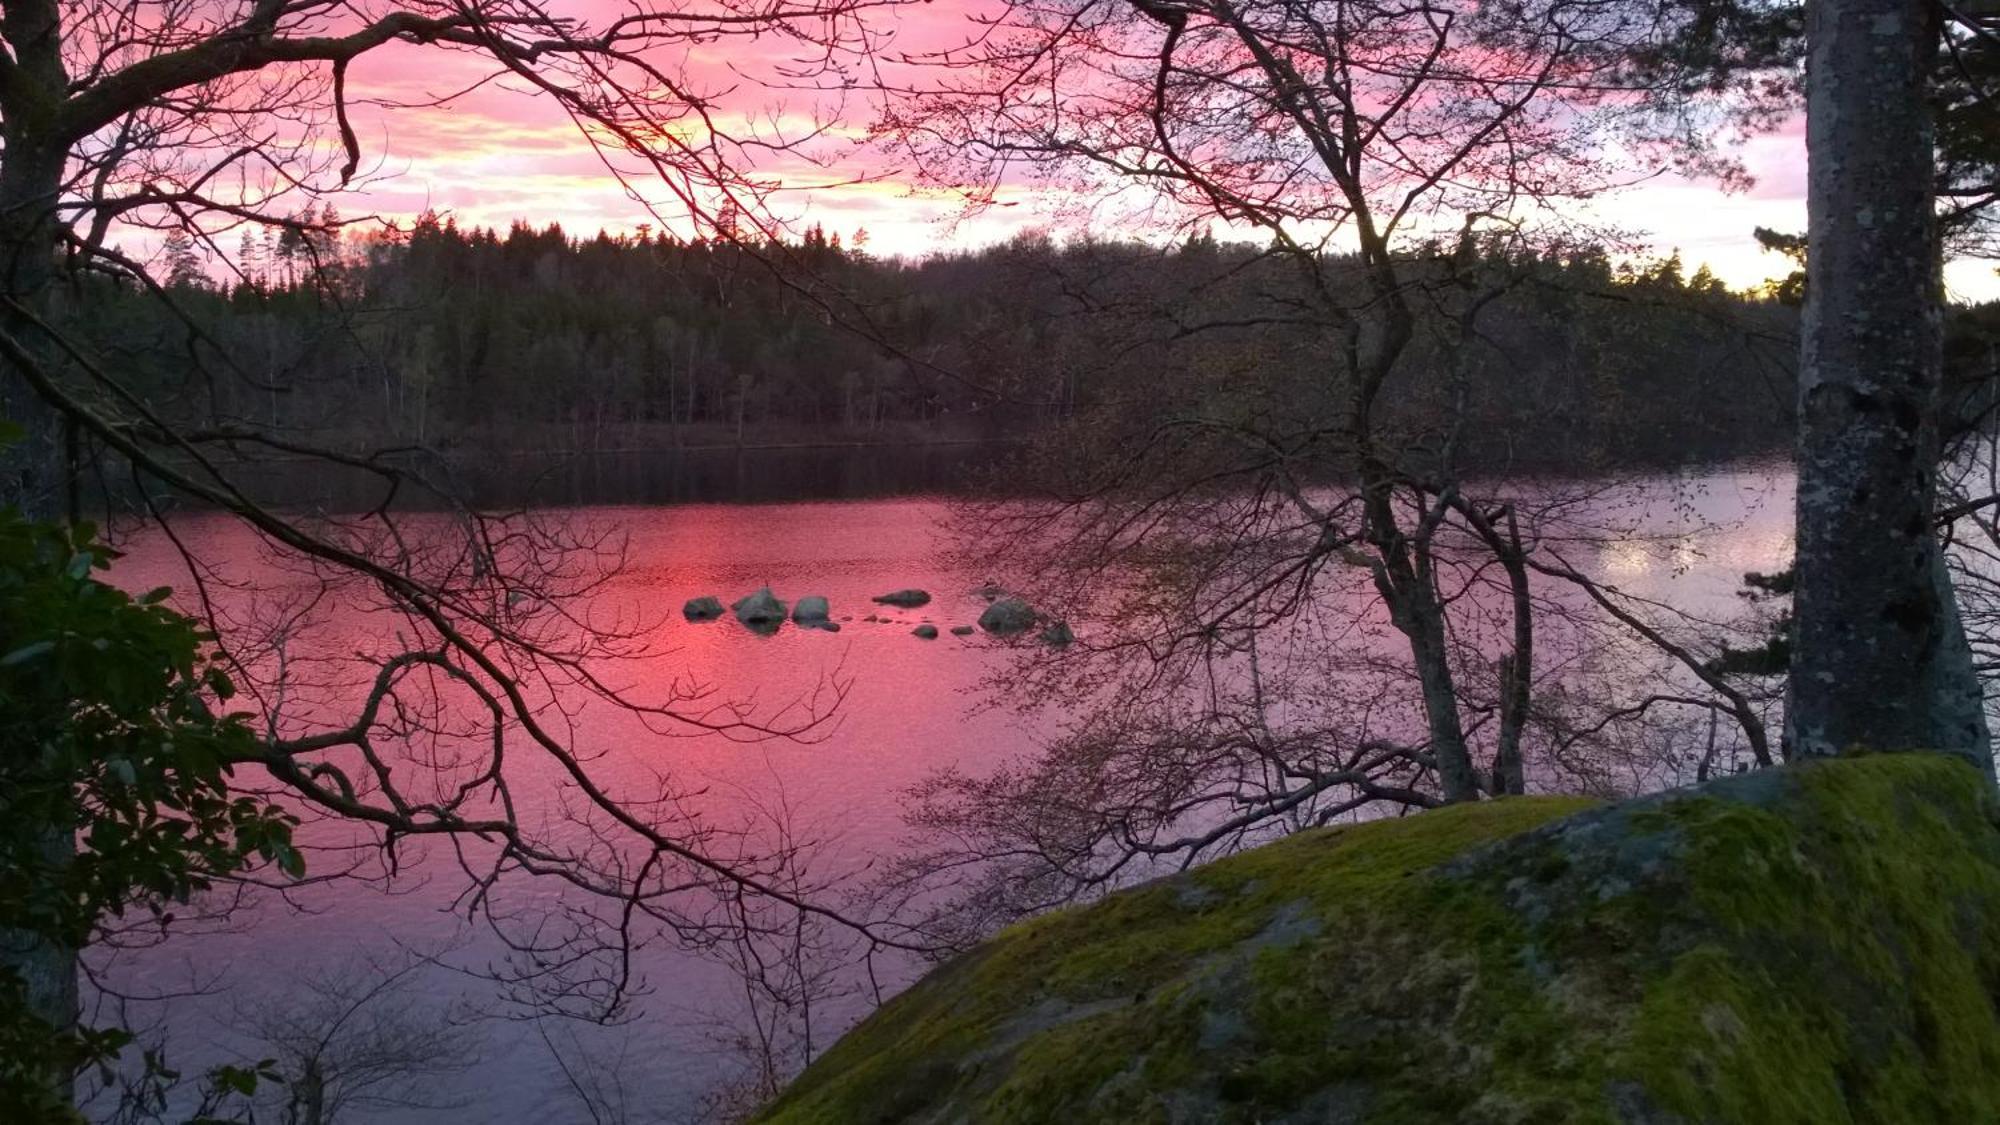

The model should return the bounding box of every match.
[88,467,1794,1120]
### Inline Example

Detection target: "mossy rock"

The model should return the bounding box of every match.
[757,754,2000,1124]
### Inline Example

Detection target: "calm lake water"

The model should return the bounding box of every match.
[195,442,1016,511]
[91,462,1794,1122]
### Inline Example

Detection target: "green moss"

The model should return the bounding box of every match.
[759,754,2000,1124]
[1609,754,2000,1123]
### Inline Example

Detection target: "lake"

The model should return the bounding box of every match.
[89,461,1795,1122]
[168,442,1017,512]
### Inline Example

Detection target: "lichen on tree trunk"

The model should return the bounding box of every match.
[1789,0,1992,773]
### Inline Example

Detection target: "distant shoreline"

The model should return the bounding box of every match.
[209,436,1033,465]
[94,440,1804,517]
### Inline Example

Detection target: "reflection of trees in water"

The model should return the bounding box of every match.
[197,444,1017,512]
[80,949,481,1124]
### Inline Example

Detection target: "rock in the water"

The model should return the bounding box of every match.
[821,621,842,633]
[755,754,2000,1125]
[1039,621,1074,647]
[978,597,1036,635]
[793,595,831,623]
[683,595,725,622]
[873,589,932,608]
[972,582,1004,601]
[732,587,787,627]
[950,625,975,637]
[912,625,939,640]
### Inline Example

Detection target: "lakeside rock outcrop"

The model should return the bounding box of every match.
[757,753,2000,1124]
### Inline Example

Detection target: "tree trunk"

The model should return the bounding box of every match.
[1373,530,1481,803]
[1789,0,1992,773]
[1403,588,1480,802]
[1488,512,1528,792]
[0,110,83,1110]
[0,133,68,518]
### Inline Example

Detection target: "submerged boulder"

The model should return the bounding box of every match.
[950,625,975,637]
[732,588,787,628]
[912,625,939,640]
[757,754,2000,1124]
[682,595,725,622]
[873,589,932,609]
[793,595,831,624]
[977,597,1037,635]
[1039,620,1074,647]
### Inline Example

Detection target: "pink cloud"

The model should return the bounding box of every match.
[113,4,1999,299]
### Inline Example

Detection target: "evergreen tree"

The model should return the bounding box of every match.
[161,230,205,289]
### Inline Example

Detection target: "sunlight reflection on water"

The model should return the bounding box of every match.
[92,468,1796,1122]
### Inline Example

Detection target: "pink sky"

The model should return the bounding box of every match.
[247,5,1999,300]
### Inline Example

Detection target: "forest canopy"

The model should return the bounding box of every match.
[71,213,1826,496]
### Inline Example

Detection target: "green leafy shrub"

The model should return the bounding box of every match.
[0,509,298,1121]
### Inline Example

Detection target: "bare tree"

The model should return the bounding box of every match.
[0,0,924,1110]
[861,0,1789,937]
[243,952,483,1125]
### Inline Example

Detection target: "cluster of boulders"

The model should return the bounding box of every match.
[677,585,1072,645]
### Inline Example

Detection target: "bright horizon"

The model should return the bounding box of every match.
[163,9,2000,302]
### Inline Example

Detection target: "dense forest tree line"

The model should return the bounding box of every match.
[59,214,1858,476]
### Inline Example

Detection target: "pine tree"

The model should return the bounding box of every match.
[161,229,206,289]
[237,228,263,288]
